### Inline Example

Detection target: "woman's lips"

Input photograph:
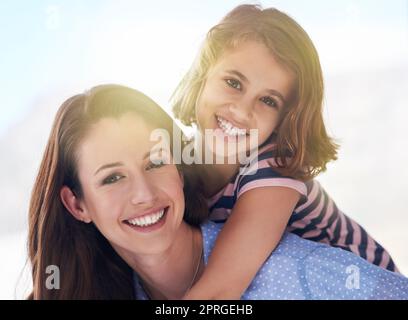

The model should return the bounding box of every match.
[123,206,169,233]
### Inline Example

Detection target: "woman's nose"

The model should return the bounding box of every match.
[130,174,158,206]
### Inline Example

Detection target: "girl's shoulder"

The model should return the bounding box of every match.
[235,143,309,200]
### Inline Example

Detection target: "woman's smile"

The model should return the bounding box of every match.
[123,205,170,233]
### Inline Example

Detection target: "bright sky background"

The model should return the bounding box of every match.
[0,0,407,135]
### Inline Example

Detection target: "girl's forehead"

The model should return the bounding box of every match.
[209,41,295,93]
[213,41,274,70]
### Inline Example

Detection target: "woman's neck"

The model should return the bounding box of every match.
[116,223,204,300]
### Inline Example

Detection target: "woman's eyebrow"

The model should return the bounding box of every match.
[144,148,159,160]
[144,147,170,160]
[94,162,124,176]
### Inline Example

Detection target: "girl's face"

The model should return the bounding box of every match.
[73,113,185,256]
[196,40,295,156]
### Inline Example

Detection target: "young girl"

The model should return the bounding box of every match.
[171,4,399,299]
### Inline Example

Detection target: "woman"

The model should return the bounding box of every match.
[28,85,408,299]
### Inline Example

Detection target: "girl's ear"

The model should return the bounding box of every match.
[60,186,92,223]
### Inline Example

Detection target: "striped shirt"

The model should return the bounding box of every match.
[207,144,398,272]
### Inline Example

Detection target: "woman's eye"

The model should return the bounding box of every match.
[102,174,124,185]
[146,160,165,171]
[225,78,242,90]
[260,96,278,108]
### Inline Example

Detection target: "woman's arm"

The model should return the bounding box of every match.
[183,186,300,299]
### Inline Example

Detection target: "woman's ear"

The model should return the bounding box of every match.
[60,186,92,223]
[180,171,185,187]
[175,164,185,187]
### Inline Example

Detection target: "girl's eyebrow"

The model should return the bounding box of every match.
[225,70,248,83]
[94,162,124,176]
[225,69,287,105]
[266,89,287,106]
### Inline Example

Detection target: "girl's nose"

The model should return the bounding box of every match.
[130,174,158,206]
[228,100,253,124]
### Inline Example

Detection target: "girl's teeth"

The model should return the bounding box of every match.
[127,209,165,227]
[216,116,246,136]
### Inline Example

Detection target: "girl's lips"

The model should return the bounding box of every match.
[214,115,250,138]
[123,206,169,233]
[215,114,248,131]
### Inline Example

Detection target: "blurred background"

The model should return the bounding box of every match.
[0,0,407,299]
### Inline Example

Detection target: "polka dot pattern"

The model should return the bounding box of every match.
[133,222,408,300]
[201,222,408,300]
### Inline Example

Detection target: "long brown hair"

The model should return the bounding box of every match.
[28,84,207,299]
[171,4,338,180]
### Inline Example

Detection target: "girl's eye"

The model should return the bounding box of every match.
[260,96,278,108]
[146,159,165,171]
[102,174,124,185]
[225,78,242,90]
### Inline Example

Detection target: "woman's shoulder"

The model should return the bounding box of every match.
[302,244,408,298]
[201,221,327,276]
[201,220,327,264]
[244,235,408,299]
[201,221,224,263]
[202,222,408,299]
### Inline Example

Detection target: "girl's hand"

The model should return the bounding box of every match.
[182,186,300,300]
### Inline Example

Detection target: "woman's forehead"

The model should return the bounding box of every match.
[77,115,170,165]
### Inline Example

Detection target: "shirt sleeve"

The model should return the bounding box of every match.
[236,147,308,200]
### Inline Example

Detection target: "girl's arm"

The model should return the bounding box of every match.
[183,186,300,299]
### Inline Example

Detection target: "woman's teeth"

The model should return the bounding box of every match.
[216,116,247,137]
[127,209,165,227]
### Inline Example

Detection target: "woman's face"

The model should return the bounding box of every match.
[195,40,294,157]
[74,113,185,256]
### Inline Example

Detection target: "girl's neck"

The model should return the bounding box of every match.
[197,162,240,198]
[195,133,241,197]
[115,223,204,300]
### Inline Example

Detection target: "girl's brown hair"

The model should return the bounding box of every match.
[28,84,207,299]
[171,4,338,180]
